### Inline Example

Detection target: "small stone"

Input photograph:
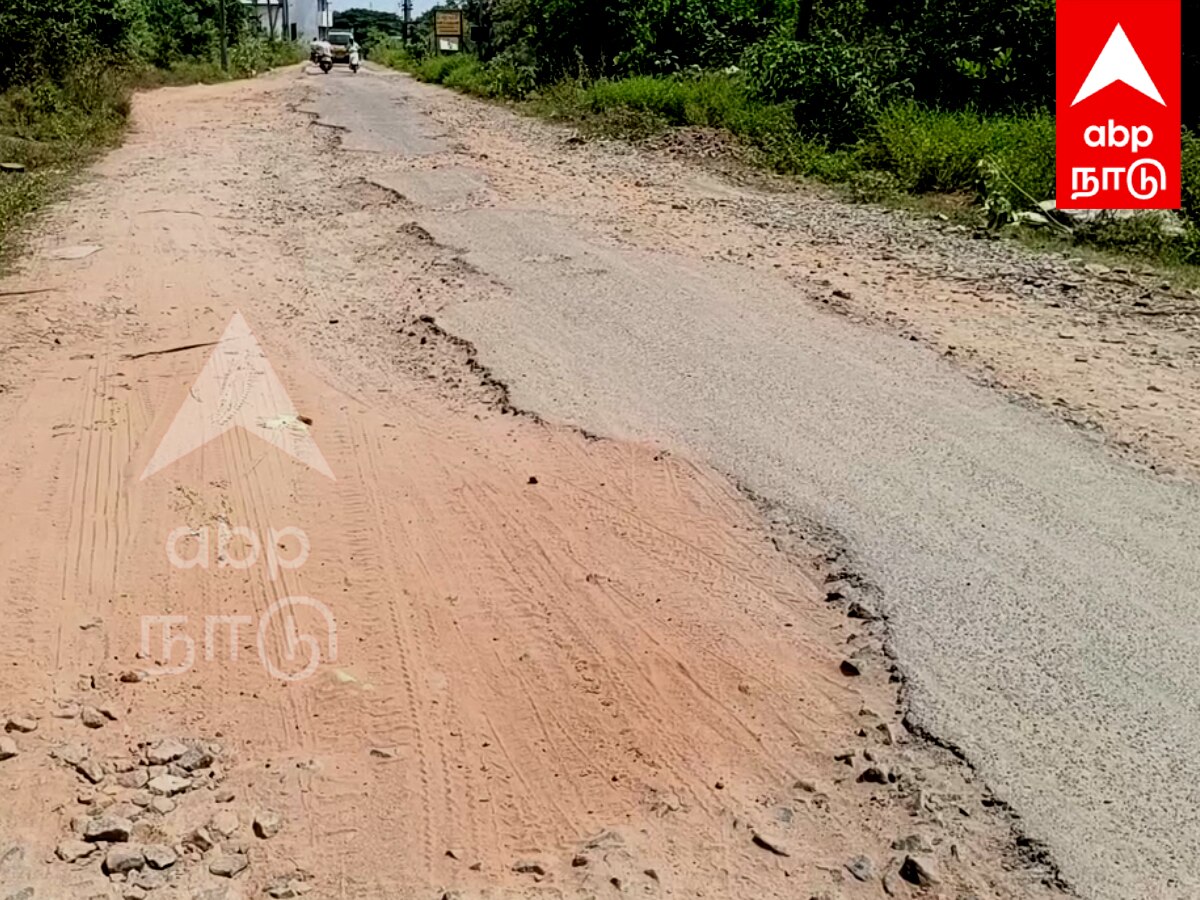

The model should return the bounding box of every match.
[839,659,861,677]
[118,670,144,684]
[107,802,142,821]
[146,739,188,765]
[899,854,940,887]
[117,769,149,790]
[183,827,215,853]
[208,852,249,878]
[56,839,96,862]
[53,703,80,719]
[177,746,214,772]
[857,766,889,784]
[148,796,176,815]
[122,888,147,900]
[147,765,167,778]
[104,845,145,874]
[512,860,546,876]
[76,760,106,784]
[129,791,153,808]
[55,742,90,766]
[571,855,588,867]
[0,737,16,760]
[252,809,283,839]
[81,706,107,729]
[148,774,190,796]
[84,815,133,843]
[846,856,873,882]
[892,834,933,854]
[4,716,36,734]
[265,879,297,899]
[143,844,177,870]
[210,810,239,838]
[214,788,235,804]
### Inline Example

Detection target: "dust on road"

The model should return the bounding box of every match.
[0,69,1063,899]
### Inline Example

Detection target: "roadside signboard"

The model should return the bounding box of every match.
[1056,0,1181,209]
[433,8,464,53]
[434,9,464,38]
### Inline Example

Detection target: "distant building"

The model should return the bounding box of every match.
[242,0,332,42]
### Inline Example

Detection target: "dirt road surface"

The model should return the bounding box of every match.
[0,63,1192,900]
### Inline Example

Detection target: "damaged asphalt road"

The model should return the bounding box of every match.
[311,66,1200,900]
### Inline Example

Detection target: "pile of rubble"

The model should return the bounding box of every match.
[33,723,300,900]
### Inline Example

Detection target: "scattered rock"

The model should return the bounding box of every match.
[847,601,878,621]
[183,827,215,853]
[84,815,133,843]
[148,796,176,816]
[53,703,80,719]
[146,738,189,765]
[129,791,153,808]
[571,855,588,867]
[117,769,149,790]
[177,746,214,772]
[839,659,861,677]
[147,774,190,796]
[143,844,177,870]
[899,854,940,887]
[0,737,16,760]
[55,742,90,766]
[857,766,889,784]
[750,830,790,857]
[252,809,283,840]
[846,856,874,882]
[4,716,36,734]
[214,788,235,804]
[892,834,933,854]
[210,810,239,838]
[56,839,96,863]
[80,706,107,729]
[208,852,249,878]
[104,845,145,874]
[76,759,106,784]
[512,860,546,876]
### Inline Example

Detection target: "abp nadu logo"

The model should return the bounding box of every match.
[140,312,334,481]
[1055,0,1181,210]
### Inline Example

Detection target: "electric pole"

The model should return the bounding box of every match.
[402,0,412,41]
[219,0,229,72]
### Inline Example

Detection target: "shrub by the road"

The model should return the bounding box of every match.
[0,0,302,262]
[377,0,1199,267]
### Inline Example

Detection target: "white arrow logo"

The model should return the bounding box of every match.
[140,312,334,481]
[1071,23,1165,107]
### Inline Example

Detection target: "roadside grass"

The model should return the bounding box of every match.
[0,43,304,270]
[379,48,1200,270]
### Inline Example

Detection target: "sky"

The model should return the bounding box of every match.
[330,0,439,15]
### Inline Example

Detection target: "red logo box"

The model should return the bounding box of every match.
[1056,0,1181,209]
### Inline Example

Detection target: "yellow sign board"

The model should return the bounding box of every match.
[434,10,464,37]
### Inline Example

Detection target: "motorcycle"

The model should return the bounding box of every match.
[318,52,333,74]
[348,46,360,74]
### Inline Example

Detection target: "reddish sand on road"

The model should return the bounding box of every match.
[0,71,1062,899]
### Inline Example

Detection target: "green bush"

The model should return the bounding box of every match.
[1182,129,1200,226]
[867,103,1054,208]
[740,30,910,145]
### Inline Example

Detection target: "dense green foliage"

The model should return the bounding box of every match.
[0,0,301,261]
[373,0,1199,265]
[331,8,407,51]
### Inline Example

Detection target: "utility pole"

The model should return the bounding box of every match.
[402,0,412,41]
[219,0,229,72]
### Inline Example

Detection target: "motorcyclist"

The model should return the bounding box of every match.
[311,38,332,64]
